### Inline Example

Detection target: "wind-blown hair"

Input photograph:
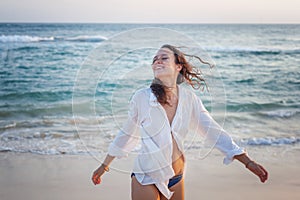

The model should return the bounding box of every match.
[150,44,213,105]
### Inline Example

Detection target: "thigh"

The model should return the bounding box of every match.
[131,176,160,200]
[160,178,184,200]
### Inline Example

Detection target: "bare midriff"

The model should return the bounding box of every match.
[161,92,184,176]
[171,134,185,175]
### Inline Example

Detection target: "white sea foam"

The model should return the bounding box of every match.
[0,34,107,43]
[259,109,299,118]
[65,35,107,42]
[0,35,54,43]
[242,137,300,146]
[203,46,300,54]
[1,135,299,155]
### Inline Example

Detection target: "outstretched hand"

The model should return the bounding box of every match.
[246,161,268,183]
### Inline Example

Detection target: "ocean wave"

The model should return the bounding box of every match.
[258,109,300,118]
[241,137,300,146]
[205,46,300,55]
[234,78,255,84]
[0,35,54,43]
[0,104,73,119]
[64,35,107,42]
[1,137,298,156]
[0,90,73,102]
[0,100,113,119]
[4,122,17,129]
[185,136,300,151]
[1,135,299,155]
[0,34,107,43]
[0,128,105,155]
[13,46,40,51]
[226,102,292,113]
[0,145,88,155]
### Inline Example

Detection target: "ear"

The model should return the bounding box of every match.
[177,64,182,72]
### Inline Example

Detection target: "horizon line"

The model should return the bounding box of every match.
[0,21,299,25]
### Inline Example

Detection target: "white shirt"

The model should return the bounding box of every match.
[108,84,245,199]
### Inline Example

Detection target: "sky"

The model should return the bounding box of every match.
[0,0,299,23]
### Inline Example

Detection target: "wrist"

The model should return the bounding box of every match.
[101,163,110,172]
[234,153,252,166]
[245,160,255,169]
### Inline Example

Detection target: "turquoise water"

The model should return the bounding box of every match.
[0,23,299,155]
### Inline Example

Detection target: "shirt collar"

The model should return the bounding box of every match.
[149,90,159,107]
[149,84,181,107]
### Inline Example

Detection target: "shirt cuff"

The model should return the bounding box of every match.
[223,146,245,165]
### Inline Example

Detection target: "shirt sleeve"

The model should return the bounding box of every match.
[191,93,245,164]
[107,94,140,158]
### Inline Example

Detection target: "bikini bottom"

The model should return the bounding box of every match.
[131,173,183,188]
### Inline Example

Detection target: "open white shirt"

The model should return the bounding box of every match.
[108,84,245,199]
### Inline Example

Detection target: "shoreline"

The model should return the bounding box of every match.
[0,146,299,200]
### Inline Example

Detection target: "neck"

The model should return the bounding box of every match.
[160,79,178,96]
[159,78,177,89]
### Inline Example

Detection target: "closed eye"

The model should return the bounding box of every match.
[152,56,169,64]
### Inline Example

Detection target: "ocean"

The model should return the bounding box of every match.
[0,23,299,157]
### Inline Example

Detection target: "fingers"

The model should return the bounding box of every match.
[92,173,101,185]
[248,162,268,183]
[259,164,268,178]
[255,164,267,183]
[258,164,268,183]
[92,175,101,185]
[92,173,97,184]
[92,169,102,185]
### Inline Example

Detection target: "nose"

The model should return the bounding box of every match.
[157,59,163,64]
[152,57,163,65]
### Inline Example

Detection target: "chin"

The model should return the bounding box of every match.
[154,72,168,79]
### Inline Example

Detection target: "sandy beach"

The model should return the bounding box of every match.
[0,146,299,200]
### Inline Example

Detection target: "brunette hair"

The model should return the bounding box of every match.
[150,44,213,105]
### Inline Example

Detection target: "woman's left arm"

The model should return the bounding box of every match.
[234,153,268,183]
[191,93,268,183]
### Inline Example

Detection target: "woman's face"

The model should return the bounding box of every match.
[151,48,181,80]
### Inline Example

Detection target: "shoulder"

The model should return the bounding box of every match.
[178,85,208,114]
[130,87,151,102]
[178,84,204,108]
[178,84,197,100]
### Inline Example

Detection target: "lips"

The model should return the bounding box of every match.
[153,65,164,70]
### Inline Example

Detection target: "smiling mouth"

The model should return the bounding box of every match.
[154,65,164,70]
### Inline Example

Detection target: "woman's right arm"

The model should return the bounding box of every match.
[91,92,141,184]
[92,154,115,185]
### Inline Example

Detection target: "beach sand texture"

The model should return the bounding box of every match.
[1,147,299,200]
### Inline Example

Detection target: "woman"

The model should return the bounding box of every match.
[92,44,268,200]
